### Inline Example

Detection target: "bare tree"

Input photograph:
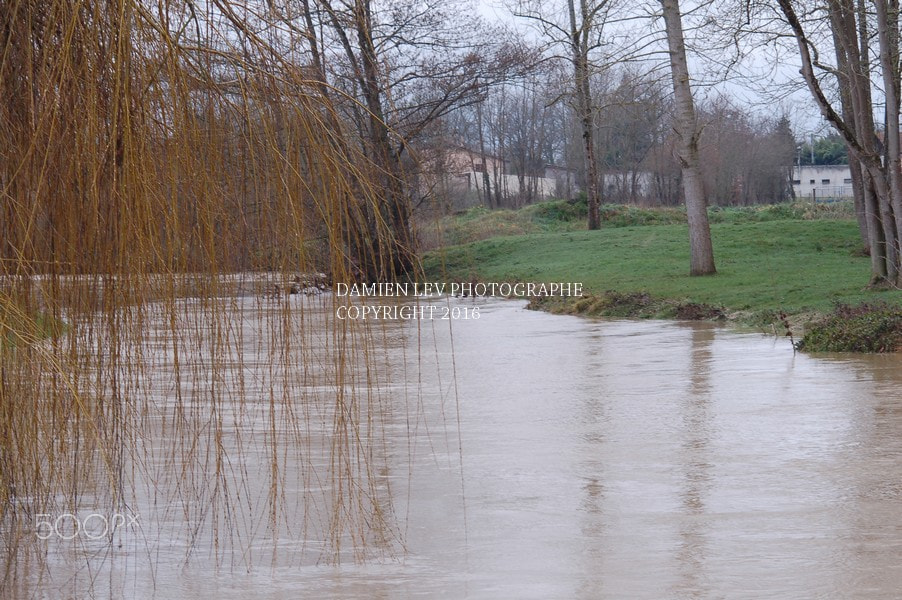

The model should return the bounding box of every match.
[660,0,716,275]
[828,0,877,251]
[696,100,795,205]
[594,69,670,203]
[512,0,612,229]
[569,0,604,227]
[285,0,532,278]
[475,91,494,207]
[774,0,901,285]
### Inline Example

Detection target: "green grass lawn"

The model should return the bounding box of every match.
[424,218,902,316]
[418,199,856,249]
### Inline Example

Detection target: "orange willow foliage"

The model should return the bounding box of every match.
[0,0,413,586]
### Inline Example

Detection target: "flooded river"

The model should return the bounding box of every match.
[11,296,902,598]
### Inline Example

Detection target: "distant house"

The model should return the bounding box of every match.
[791,165,852,201]
[419,146,576,209]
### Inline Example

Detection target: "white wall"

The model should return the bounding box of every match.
[453,171,558,202]
[792,165,852,200]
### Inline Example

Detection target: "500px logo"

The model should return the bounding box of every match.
[35,513,140,540]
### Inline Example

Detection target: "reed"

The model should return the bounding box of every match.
[0,0,415,590]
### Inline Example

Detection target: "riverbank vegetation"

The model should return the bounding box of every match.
[795,303,902,353]
[0,302,63,349]
[423,199,902,351]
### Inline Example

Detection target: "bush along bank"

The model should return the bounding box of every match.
[796,303,902,353]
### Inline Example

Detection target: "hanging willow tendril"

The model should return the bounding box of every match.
[1,0,424,589]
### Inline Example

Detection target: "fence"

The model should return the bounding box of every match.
[808,186,853,203]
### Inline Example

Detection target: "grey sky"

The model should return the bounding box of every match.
[474,0,834,138]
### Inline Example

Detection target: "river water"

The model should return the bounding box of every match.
[12,296,902,598]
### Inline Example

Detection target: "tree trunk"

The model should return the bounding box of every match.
[853,0,885,270]
[848,161,872,248]
[660,0,716,275]
[354,0,415,280]
[852,0,892,281]
[874,0,902,285]
[829,0,871,253]
[860,164,887,274]
[476,96,493,207]
[568,0,601,229]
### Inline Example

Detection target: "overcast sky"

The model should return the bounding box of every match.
[473,0,835,138]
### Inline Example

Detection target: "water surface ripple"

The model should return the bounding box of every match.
[22,297,902,598]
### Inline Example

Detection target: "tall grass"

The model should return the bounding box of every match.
[0,0,417,590]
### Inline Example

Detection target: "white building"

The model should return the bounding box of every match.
[423,146,575,209]
[791,165,853,201]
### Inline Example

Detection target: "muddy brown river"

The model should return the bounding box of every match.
[11,296,902,598]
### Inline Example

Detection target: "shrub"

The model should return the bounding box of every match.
[525,198,588,222]
[797,302,902,353]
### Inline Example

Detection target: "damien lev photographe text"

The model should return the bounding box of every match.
[335,282,583,298]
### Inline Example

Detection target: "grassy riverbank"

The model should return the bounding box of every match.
[422,200,902,350]
[0,301,62,348]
